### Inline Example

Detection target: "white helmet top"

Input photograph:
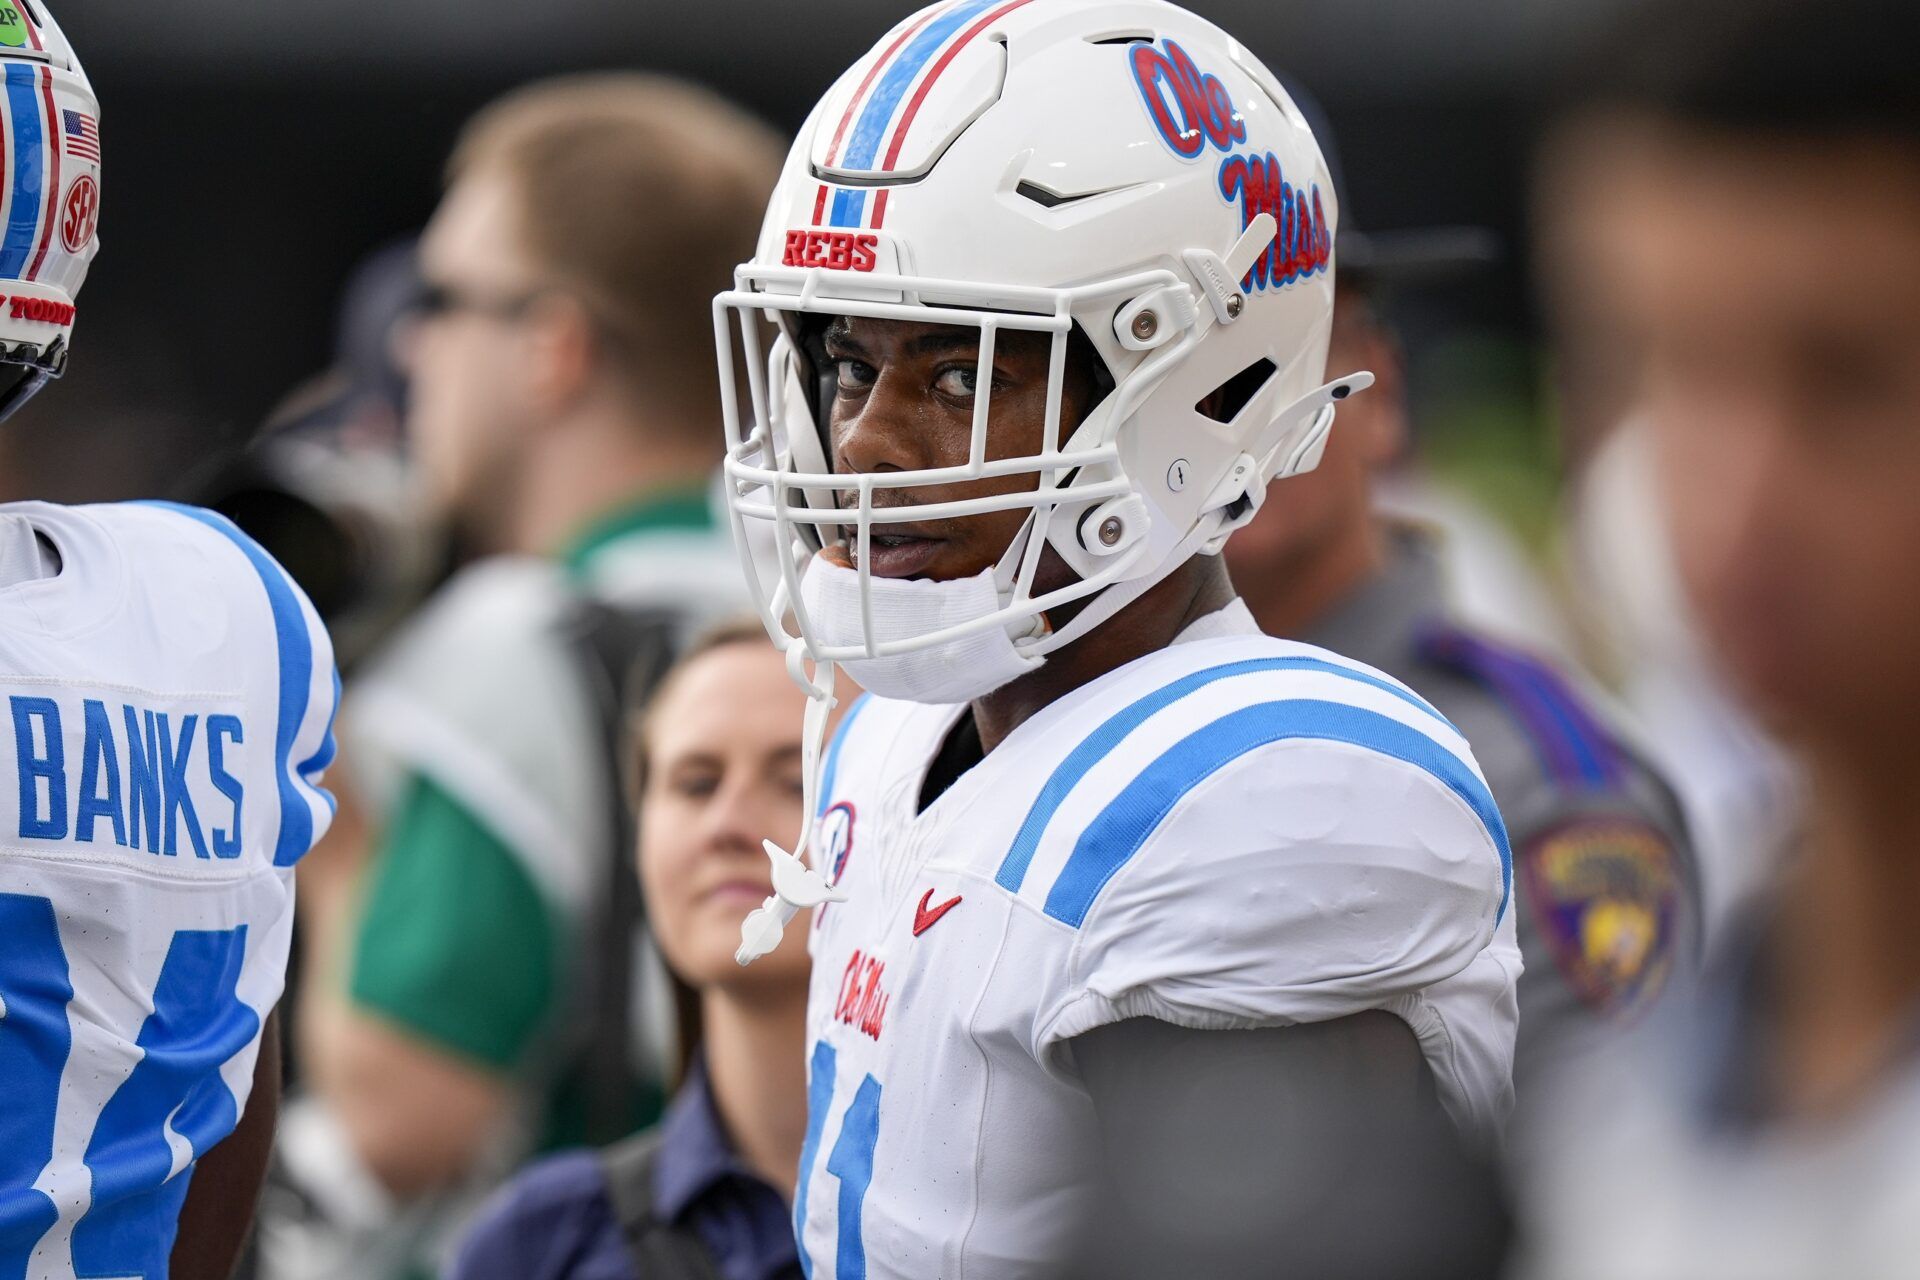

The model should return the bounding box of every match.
[717,0,1362,678]
[0,0,98,419]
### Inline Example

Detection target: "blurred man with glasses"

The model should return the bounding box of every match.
[261,75,782,1280]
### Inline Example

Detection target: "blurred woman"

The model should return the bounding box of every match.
[450,621,818,1280]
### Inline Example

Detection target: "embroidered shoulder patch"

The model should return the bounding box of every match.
[1520,817,1681,1018]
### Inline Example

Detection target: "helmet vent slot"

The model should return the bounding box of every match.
[1086,31,1154,46]
[1014,180,1137,210]
[1196,358,1277,424]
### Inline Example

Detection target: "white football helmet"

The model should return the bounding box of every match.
[0,0,98,420]
[717,0,1363,671]
[717,0,1367,961]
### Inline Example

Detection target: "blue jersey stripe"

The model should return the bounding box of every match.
[299,667,342,817]
[1042,698,1513,929]
[0,64,45,277]
[994,655,1455,895]
[817,692,872,817]
[840,0,999,174]
[145,503,323,867]
[794,1040,838,1280]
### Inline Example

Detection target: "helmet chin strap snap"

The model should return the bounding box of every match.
[736,648,847,966]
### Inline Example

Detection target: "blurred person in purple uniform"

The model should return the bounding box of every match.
[1225,245,1700,1105]
[1524,0,1920,1274]
[450,623,815,1280]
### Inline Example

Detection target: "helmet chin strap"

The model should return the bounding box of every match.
[736,645,848,965]
[1022,512,1225,661]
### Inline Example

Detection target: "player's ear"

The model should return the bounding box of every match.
[523,293,598,417]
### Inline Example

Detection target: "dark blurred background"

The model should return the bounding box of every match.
[0,0,1628,526]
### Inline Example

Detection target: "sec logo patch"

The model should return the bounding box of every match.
[61,175,98,254]
[1520,818,1681,1018]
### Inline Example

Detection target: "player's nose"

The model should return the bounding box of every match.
[834,372,936,479]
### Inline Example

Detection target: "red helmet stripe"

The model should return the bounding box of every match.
[26,64,59,281]
[870,0,1035,229]
[813,6,940,225]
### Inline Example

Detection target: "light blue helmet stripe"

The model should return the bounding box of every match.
[841,0,999,172]
[0,63,45,277]
[994,656,1455,895]
[1042,698,1512,929]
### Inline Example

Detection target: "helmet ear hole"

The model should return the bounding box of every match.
[1195,357,1277,425]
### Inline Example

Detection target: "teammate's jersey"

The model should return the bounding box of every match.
[0,500,337,1279]
[796,602,1520,1279]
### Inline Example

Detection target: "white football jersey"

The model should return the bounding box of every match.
[0,500,337,1279]
[796,603,1520,1279]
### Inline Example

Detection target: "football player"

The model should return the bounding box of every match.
[0,5,339,1278]
[713,2,1518,1275]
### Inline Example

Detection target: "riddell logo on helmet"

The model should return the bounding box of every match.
[783,229,879,273]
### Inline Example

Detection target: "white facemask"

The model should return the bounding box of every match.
[797,554,1043,704]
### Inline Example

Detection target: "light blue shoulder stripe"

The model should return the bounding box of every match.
[816,692,873,817]
[142,502,328,866]
[1041,698,1512,929]
[299,667,342,817]
[994,655,1454,895]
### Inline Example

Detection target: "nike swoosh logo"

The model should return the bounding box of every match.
[912,888,963,937]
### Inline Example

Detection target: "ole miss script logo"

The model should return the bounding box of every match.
[1130,38,1330,294]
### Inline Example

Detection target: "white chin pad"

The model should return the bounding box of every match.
[799,555,1042,704]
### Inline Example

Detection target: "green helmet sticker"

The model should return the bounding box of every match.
[0,7,27,49]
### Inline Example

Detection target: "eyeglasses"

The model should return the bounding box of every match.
[406,278,544,324]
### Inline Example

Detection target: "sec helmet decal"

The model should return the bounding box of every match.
[60,173,96,253]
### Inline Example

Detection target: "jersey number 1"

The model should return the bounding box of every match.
[0,893,256,1279]
[797,1040,883,1280]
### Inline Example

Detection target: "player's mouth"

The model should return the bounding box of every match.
[857,531,945,579]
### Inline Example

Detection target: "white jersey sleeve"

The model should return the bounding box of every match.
[151,501,341,866]
[1042,735,1506,1047]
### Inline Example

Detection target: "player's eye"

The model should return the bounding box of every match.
[933,366,978,399]
[833,358,876,392]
